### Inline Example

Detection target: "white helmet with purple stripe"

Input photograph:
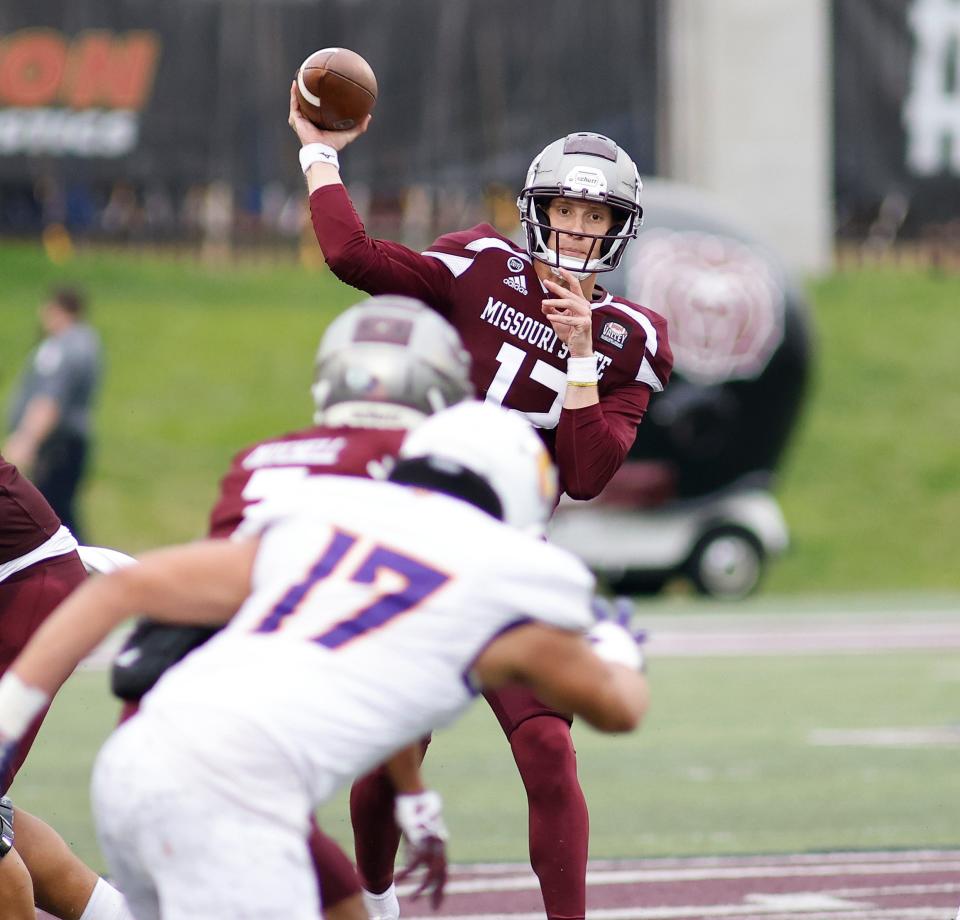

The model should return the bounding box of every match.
[395,401,558,536]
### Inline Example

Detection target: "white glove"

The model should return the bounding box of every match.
[588,596,648,671]
[394,790,449,907]
[587,620,645,670]
[394,790,448,846]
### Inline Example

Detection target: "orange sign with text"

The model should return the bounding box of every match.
[0,28,160,109]
[0,29,161,157]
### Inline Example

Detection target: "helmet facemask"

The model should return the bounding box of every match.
[525,197,638,279]
[517,133,643,279]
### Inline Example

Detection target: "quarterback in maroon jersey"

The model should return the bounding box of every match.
[0,455,136,919]
[110,295,472,920]
[289,85,672,920]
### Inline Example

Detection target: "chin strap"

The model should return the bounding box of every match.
[536,253,594,281]
[563,266,593,281]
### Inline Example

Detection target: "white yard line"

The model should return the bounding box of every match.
[76,608,960,672]
[447,850,960,875]
[403,857,960,897]
[404,905,951,920]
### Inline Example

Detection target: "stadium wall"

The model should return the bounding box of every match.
[1,0,959,265]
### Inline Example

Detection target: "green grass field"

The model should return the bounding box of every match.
[2,245,959,874]
[1,243,958,593]
[14,647,960,874]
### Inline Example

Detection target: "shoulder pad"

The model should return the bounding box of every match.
[426,223,503,254]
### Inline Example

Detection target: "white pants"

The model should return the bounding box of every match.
[91,715,323,919]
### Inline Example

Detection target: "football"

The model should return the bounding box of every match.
[295,47,378,131]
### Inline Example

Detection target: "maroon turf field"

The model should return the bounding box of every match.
[399,850,960,919]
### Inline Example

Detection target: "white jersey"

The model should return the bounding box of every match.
[139,476,594,812]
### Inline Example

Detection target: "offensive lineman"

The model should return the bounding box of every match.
[0,402,649,920]
[0,455,134,920]
[110,294,473,918]
[288,86,672,920]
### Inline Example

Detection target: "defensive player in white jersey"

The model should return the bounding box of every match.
[110,294,475,918]
[0,402,648,920]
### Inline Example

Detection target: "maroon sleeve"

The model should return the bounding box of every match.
[309,185,456,315]
[553,384,651,500]
[0,456,61,562]
[206,447,251,539]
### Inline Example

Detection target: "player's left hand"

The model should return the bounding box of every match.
[394,790,449,908]
[541,267,593,357]
[588,596,648,671]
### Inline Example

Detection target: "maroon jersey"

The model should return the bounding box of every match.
[310,185,672,499]
[207,425,406,538]
[0,454,62,564]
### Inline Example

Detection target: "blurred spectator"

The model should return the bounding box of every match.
[260,181,288,231]
[399,183,434,251]
[4,287,102,542]
[64,181,98,232]
[33,173,67,227]
[200,180,234,261]
[101,180,141,236]
[143,183,177,236]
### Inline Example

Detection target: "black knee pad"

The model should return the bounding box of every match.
[0,795,14,858]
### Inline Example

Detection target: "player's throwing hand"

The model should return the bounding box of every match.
[288,81,370,151]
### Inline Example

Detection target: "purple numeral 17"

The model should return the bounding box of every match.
[256,529,449,648]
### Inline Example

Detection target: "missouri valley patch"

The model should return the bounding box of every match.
[600,321,628,349]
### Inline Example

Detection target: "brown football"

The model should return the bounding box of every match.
[295,47,378,131]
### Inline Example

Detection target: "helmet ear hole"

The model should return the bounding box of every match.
[532,199,554,252]
[599,207,632,257]
[533,200,551,228]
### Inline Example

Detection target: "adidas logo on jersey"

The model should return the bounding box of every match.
[503,274,527,295]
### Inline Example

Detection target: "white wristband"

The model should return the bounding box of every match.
[0,673,50,741]
[567,354,598,387]
[299,143,340,175]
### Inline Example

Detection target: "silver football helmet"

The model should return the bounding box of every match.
[517,132,643,278]
[397,401,558,535]
[312,295,473,428]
